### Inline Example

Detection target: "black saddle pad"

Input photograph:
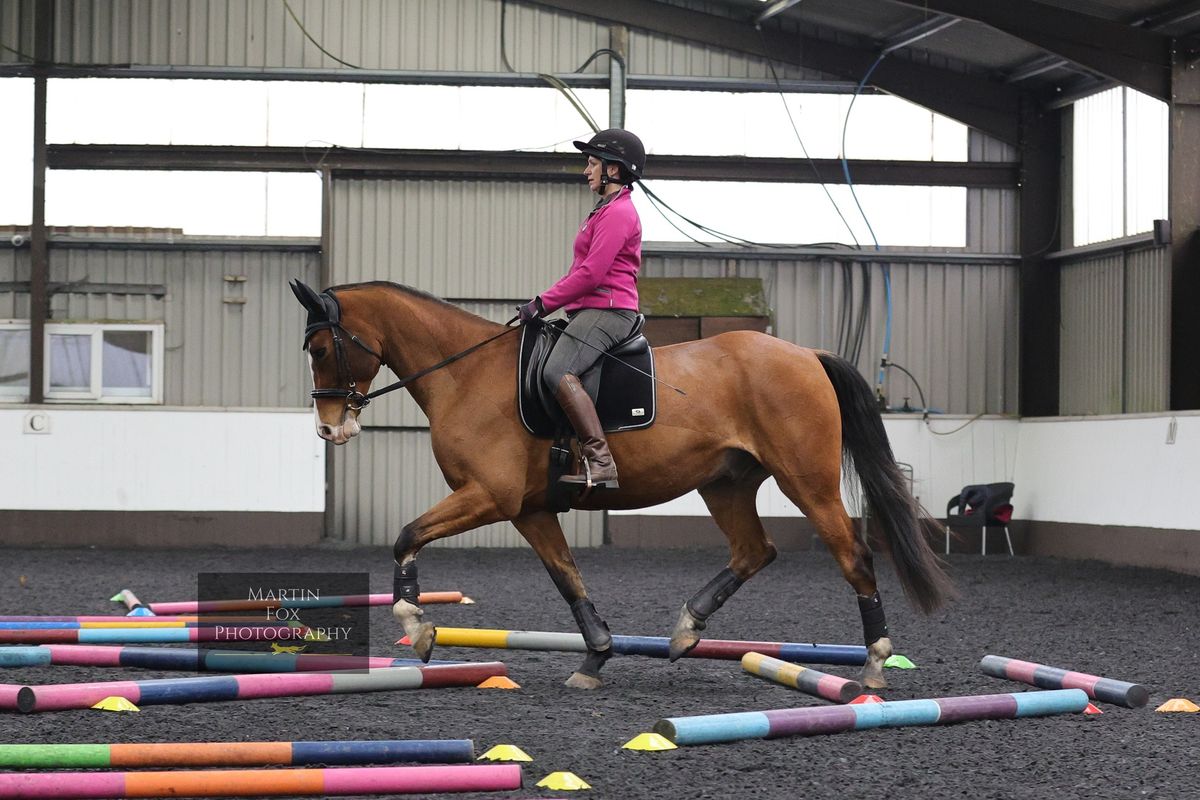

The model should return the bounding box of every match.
[517,319,657,438]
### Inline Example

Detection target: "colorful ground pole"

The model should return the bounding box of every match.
[741,652,863,703]
[0,616,285,624]
[0,763,521,797]
[653,689,1089,745]
[146,592,462,615]
[0,739,475,768]
[980,654,1149,708]
[425,627,869,665]
[0,627,313,645]
[0,621,302,630]
[0,645,459,672]
[4,662,506,713]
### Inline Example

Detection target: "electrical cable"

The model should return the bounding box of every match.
[927,413,986,436]
[283,0,362,69]
[756,27,862,250]
[500,0,600,132]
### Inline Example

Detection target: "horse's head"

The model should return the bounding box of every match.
[290,279,384,445]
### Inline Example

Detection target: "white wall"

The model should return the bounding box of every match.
[1016,413,1199,529]
[614,413,1200,533]
[2,408,324,512]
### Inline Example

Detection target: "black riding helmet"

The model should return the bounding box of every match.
[574,128,646,183]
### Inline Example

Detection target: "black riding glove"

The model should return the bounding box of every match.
[516,297,546,324]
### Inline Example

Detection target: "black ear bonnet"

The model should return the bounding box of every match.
[290,278,342,348]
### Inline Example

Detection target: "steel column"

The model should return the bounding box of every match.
[1018,98,1063,416]
[28,0,52,405]
[1169,47,1200,409]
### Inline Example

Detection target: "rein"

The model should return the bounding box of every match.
[309,318,520,411]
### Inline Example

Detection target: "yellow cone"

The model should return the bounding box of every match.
[621,732,677,751]
[271,643,306,654]
[536,771,590,790]
[478,744,533,762]
[91,696,139,712]
[477,675,521,689]
[1155,698,1200,712]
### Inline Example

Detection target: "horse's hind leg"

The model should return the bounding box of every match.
[511,511,612,690]
[791,492,893,689]
[392,484,505,662]
[668,477,778,661]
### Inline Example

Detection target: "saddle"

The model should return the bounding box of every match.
[517,315,657,438]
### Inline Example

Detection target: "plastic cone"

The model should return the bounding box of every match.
[108,593,124,602]
[397,635,412,645]
[850,694,885,704]
[622,732,677,751]
[884,655,917,669]
[91,696,139,712]
[270,643,306,654]
[460,596,476,605]
[477,676,521,689]
[536,771,590,790]
[478,744,533,762]
[126,607,155,617]
[1155,698,1200,712]
[1084,703,1103,715]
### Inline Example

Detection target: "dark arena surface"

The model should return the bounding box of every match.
[0,544,1196,800]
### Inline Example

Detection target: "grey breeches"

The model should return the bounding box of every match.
[542,308,639,393]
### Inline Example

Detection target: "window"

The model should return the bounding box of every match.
[0,321,164,404]
[1073,87,1168,246]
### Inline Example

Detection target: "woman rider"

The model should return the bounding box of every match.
[517,128,646,492]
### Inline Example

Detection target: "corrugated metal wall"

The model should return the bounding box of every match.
[643,256,1019,415]
[1059,243,1169,415]
[38,0,818,80]
[966,131,1018,254]
[0,243,319,407]
[1,248,31,317]
[329,429,605,547]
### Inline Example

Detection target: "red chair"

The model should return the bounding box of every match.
[945,482,1014,555]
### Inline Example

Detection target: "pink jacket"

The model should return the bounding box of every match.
[539,186,641,314]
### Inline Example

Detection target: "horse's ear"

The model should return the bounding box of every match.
[290,279,325,316]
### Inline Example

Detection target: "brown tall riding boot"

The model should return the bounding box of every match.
[554,374,619,491]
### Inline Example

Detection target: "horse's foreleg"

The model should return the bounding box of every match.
[392,484,504,662]
[803,497,892,689]
[511,511,612,690]
[669,478,777,662]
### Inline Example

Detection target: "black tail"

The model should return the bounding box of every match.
[817,352,954,613]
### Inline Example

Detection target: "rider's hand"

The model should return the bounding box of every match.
[516,297,545,324]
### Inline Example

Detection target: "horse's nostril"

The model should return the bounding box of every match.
[318,424,335,436]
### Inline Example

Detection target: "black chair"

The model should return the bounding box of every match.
[945,482,1014,556]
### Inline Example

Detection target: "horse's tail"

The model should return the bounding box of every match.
[816,351,954,613]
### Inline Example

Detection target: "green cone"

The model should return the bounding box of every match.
[884,654,917,669]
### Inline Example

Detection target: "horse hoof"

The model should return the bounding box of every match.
[863,673,889,690]
[667,634,700,663]
[565,672,602,690]
[410,623,437,663]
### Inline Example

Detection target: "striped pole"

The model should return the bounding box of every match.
[654,689,1089,746]
[0,627,315,645]
[424,627,869,665]
[0,739,475,768]
[5,662,507,713]
[0,645,460,672]
[146,592,463,615]
[741,652,863,703]
[0,621,305,629]
[980,655,1149,708]
[0,764,521,797]
[0,616,290,624]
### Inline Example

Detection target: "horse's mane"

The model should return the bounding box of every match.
[328,281,495,327]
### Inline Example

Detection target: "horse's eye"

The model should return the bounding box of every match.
[311,347,327,360]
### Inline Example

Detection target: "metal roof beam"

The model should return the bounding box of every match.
[46,144,1019,188]
[881,14,961,55]
[522,0,1021,142]
[886,0,1172,100]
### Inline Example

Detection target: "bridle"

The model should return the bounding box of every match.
[303,289,519,413]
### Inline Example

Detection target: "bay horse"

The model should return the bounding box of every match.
[290,279,952,689]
